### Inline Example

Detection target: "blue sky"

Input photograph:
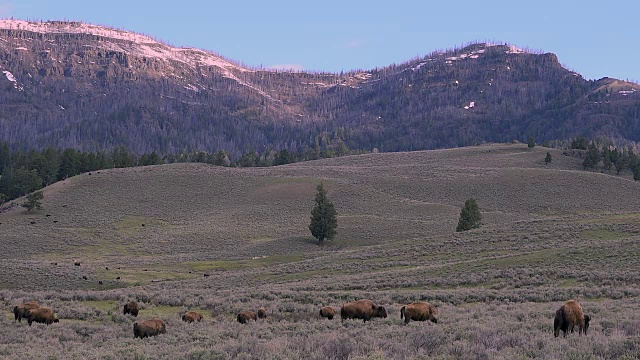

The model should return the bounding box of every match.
[2,0,638,81]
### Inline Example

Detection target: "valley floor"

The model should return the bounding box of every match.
[1,144,639,359]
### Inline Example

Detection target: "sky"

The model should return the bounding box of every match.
[1,0,638,81]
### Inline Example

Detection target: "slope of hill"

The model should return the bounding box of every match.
[0,20,639,156]
[1,143,640,358]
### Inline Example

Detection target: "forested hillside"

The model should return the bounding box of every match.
[0,20,639,156]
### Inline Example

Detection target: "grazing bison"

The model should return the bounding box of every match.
[13,301,40,322]
[257,307,267,319]
[182,311,203,323]
[554,300,591,337]
[319,306,337,320]
[123,301,139,317]
[25,307,59,326]
[400,302,438,324]
[340,299,387,323]
[237,311,257,324]
[133,319,166,338]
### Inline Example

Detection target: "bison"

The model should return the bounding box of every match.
[133,319,166,338]
[400,302,438,324]
[25,307,59,326]
[182,311,203,323]
[340,299,387,323]
[237,311,258,324]
[13,301,40,322]
[319,306,337,320]
[257,307,267,319]
[123,301,139,317]
[554,300,590,337]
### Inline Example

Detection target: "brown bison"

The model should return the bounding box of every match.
[257,307,267,319]
[319,306,337,320]
[123,301,139,317]
[25,307,59,326]
[13,301,40,322]
[340,299,387,323]
[237,310,257,324]
[400,302,438,324]
[554,300,591,337]
[182,311,203,323]
[133,319,166,338]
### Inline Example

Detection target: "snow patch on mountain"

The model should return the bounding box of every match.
[0,20,159,44]
[3,70,15,82]
[2,69,23,91]
[0,20,278,99]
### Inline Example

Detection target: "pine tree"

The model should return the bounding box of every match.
[527,137,536,149]
[615,152,629,175]
[456,198,482,232]
[22,191,43,212]
[603,148,612,172]
[634,166,640,181]
[545,152,552,164]
[309,182,337,244]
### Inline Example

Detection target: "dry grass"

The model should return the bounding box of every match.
[1,143,640,359]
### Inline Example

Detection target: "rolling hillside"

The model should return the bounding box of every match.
[1,144,639,358]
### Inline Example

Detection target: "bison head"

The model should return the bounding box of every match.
[553,308,562,337]
[584,315,591,334]
[375,306,387,318]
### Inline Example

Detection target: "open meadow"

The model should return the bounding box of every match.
[1,143,640,359]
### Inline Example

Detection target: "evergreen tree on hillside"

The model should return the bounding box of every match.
[603,148,612,172]
[545,152,552,164]
[583,143,601,170]
[456,198,482,232]
[615,151,629,175]
[634,166,640,181]
[0,142,9,174]
[309,182,338,245]
[571,137,588,150]
[528,137,536,149]
[22,191,43,212]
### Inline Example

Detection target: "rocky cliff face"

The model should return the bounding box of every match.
[0,20,638,155]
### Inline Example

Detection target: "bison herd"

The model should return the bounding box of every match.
[11,298,591,339]
[12,301,59,326]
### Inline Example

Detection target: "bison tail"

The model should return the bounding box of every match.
[400,306,405,320]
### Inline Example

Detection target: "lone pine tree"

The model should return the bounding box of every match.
[309,182,337,244]
[22,190,43,212]
[456,198,482,232]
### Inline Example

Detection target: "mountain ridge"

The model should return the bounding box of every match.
[0,19,638,156]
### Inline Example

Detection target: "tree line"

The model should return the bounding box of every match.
[571,137,640,179]
[0,142,366,205]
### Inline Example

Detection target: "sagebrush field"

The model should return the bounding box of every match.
[1,144,639,359]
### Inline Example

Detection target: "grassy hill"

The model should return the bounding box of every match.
[1,143,639,359]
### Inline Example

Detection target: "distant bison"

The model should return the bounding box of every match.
[237,311,257,324]
[13,301,40,322]
[319,306,337,320]
[25,307,59,326]
[182,311,203,323]
[400,302,438,324]
[133,319,166,338]
[123,301,139,317]
[340,299,387,323]
[257,307,267,319]
[554,300,590,337]
[74,261,81,266]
